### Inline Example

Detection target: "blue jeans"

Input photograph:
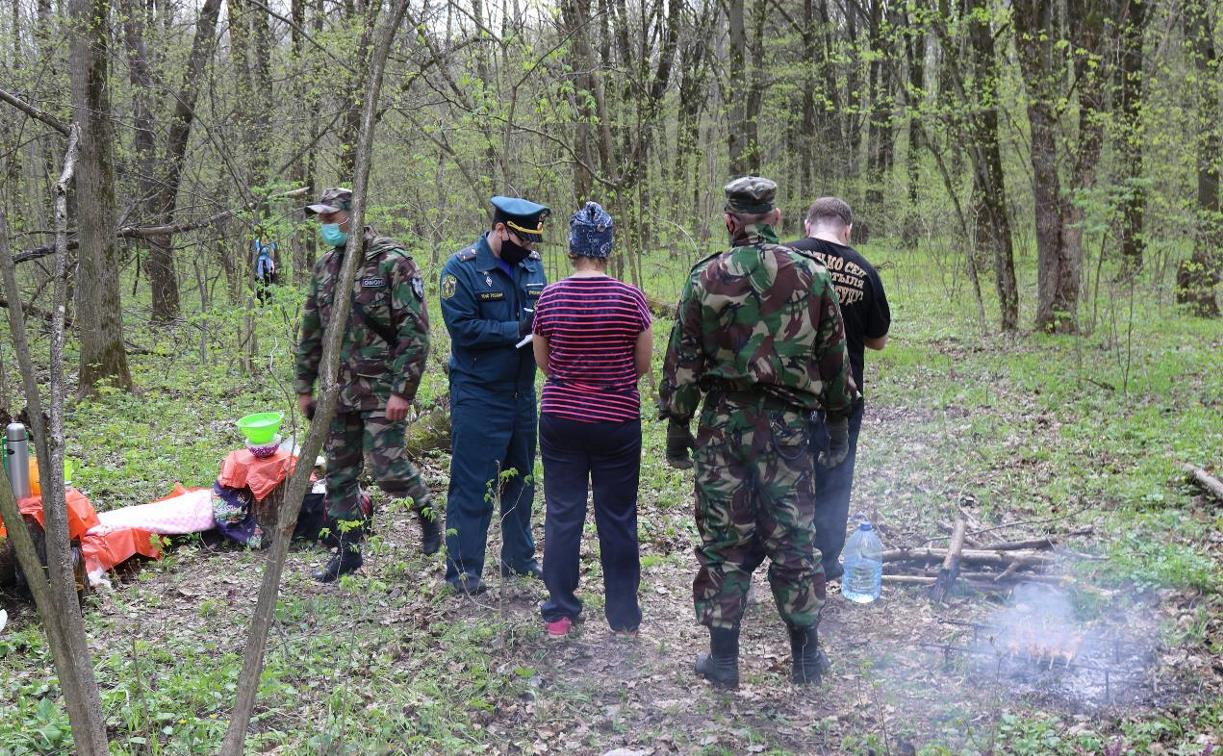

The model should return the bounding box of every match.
[539,413,642,630]
[810,399,865,571]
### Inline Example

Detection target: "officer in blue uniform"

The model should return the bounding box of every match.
[440,196,550,594]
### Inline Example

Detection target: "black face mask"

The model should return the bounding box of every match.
[500,234,532,265]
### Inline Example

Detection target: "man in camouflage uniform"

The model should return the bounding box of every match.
[295,188,439,583]
[659,177,856,688]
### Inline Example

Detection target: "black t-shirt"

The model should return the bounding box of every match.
[786,237,891,394]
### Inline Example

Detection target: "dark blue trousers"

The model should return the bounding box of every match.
[810,399,865,572]
[539,413,642,631]
[445,382,539,585]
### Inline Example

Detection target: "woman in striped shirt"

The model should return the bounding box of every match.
[532,202,652,637]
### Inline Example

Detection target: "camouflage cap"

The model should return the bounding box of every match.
[305,187,353,216]
[724,176,777,214]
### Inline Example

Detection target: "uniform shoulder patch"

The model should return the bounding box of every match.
[456,247,478,262]
[411,275,425,301]
[441,273,458,299]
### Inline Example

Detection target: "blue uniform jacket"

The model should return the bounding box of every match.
[440,233,547,395]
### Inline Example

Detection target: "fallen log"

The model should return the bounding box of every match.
[882,574,1010,593]
[1181,463,1223,502]
[883,547,1057,569]
[887,566,1074,586]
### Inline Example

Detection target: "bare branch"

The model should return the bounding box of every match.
[14,187,311,264]
[0,86,71,135]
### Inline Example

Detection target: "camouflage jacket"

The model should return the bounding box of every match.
[658,224,856,423]
[294,227,430,411]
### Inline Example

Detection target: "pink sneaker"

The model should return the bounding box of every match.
[545,617,573,637]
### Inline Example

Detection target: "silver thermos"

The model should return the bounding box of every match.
[6,422,31,499]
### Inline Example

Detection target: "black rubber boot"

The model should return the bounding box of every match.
[789,625,830,686]
[313,524,364,583]
[695,625,740,690]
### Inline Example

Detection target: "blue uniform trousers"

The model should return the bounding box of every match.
[445,382,539,584]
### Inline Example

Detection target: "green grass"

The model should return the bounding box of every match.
[1,239,1220,752]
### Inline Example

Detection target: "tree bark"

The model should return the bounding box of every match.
[72,0,133,395]
[966,0,1018,331]
[1015,0,1078,334]
[727,0,747,175]
[902,0,926,246]
[1061,0,1107,312]
[1177,0,1220,316]
[864,0,897,230]
[220,1,410,750]
[1116,0,1148,275]
[290,0,319,282]
[1,134,109,753]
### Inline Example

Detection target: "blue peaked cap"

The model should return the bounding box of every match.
[491,195,551,242]
[569,201,614,258]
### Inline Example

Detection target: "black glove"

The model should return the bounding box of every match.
[818,414,849,468]
[518,312,535,338]
[665,419,696,470]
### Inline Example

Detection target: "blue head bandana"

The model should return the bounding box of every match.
[568,201,614,258]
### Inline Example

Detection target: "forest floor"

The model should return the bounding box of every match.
[1,247,1221,754]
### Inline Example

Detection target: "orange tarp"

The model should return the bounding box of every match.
[0,488,100,540]
[81,525,162,574]
[217,449,296,501]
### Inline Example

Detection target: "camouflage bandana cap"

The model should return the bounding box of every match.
[568,201,614,258]
[306,187,353,216]
[724,176,777,214]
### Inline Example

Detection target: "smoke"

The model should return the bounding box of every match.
[984,582,1082,665]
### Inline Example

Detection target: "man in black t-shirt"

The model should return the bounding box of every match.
[788,197,891,580]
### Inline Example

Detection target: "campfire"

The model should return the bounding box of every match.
[921,583,1155,709]
[995,621,1085,668]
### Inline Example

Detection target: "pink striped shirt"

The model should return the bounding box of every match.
[533,275,651,423]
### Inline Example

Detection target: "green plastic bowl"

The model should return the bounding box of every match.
[236,412,284,445]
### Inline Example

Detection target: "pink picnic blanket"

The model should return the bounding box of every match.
[94,487,214,534]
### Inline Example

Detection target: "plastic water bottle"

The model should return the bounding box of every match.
[842,521,883,604]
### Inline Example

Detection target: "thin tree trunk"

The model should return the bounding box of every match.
[966,0,1017,330]
[72,0,132,394]
[902,0,925,247]
[219,1,410,750]
[1060,0,1107,322]
[864,0,891,228]
[1176,0,1220,316]
[143,0,222,323]
[1,131,109,753]
[290,0,318,282]
[727,0,747,174]
[337,3,378,181]
[1015,0,1078,334]
[1116,0,1147,275]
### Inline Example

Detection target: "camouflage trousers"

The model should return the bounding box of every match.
[325,409,429,520]
[691,395,826,630]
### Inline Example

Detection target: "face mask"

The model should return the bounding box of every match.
[500,233,532,265]
[320,223,348,247]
